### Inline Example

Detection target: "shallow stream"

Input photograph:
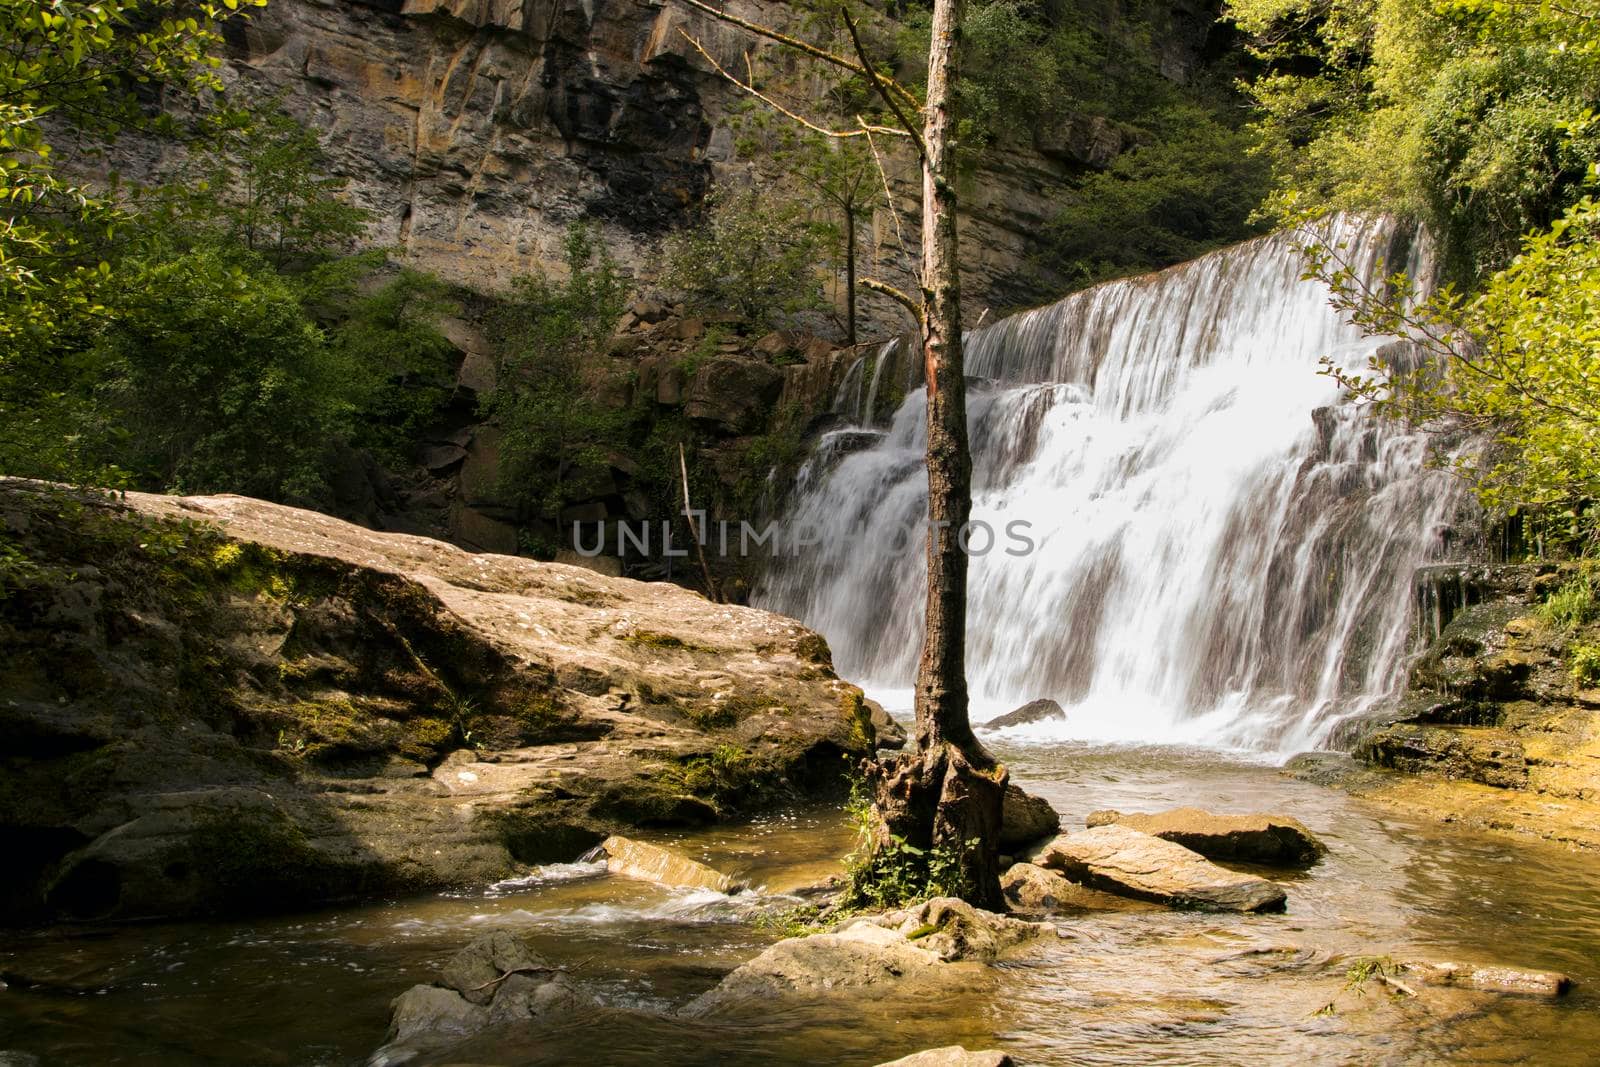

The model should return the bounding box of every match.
[4,740,1598,1066]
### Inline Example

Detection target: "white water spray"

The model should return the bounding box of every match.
[755,217,1461,754]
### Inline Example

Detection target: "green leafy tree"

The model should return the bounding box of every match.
[329,268,460,461]
[1230,0,1600,282]
[163,102,374,265]
[733,112,875,342]
[1033,103,1270,289]
[1317,189,1600,545]
[660,187,826,328]
[88,245,364,501]
[487,223,632,522]
[0,0,266,350]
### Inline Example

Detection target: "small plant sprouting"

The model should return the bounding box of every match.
[1312,956,1415,1016]
[838,773,973,912]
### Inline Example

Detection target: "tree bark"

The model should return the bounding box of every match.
[845,202,858,346]
[868,0,1006,911]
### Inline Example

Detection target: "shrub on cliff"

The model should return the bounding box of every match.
[660,188,826,328]
[487,223,634,521]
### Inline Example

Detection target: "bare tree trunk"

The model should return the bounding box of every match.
[867,0,1006,911]
[845,202,858,346]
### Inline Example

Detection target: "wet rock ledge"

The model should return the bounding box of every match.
[1301,563,1600,850]
[0,481,873,924]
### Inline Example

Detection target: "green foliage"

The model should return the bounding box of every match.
[1232,0,1600,282]
[660,188,826,327]
[890,0,1271,295]
[1314,191,1600,535]
[1570,643,1600,686]
[487,222,633,520]
[1033,104,1272,289]
[1314,955,1406,1015]
[327,268,459,461]
[733,408,808,515]
[661,744,762,809]
[1,82,457,503]
[86,245,361,502]
[146,101,374,265]
[839,777,972,911]
[1538,570,1598,631]
[0,0,265,352]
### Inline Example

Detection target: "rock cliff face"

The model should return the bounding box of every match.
[170,0,1226,325]
[0,479,875,923]
[79,0,1235,564]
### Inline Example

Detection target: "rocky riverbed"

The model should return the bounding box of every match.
[4,744,1595,1066]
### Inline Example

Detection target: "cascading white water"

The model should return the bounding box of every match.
[755,216,1463,754]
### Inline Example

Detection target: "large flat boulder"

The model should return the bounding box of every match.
[0,481,869,922]
[1085,807,1326,867]
[1034,825,1288,912]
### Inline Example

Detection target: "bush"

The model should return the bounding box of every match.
[1570,644,1600,686]
[839,778,972,911]
[88,246,365,503]
[1539,571,1598,631]
[329,268,460,461]
[660,188,826,328]
[486,223,634,520]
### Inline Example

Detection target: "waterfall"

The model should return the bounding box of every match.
[754,216,1463,754]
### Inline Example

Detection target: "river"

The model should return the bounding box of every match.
[4,735,1596,1066]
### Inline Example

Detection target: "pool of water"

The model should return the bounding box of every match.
[3,742,1597,1066]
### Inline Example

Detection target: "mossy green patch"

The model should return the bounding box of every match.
[626,629,716,654]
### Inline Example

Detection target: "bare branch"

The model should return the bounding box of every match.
[861,122,910,260]
[840,7,925,160]
[678,0,921,109]
[678,31,909,141]
[860,276,922,320]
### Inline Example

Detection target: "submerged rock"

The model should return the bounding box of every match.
[681,897,1045,1015]
[1034,826,1288,913]
[982,698,1066,730]
[598,835,742,893]
[1084,807,1326,867]
[1403,960,1574,997]
[1000,784,1062,851]
[875,1048,1013,1067]
[371,931,590,1065]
